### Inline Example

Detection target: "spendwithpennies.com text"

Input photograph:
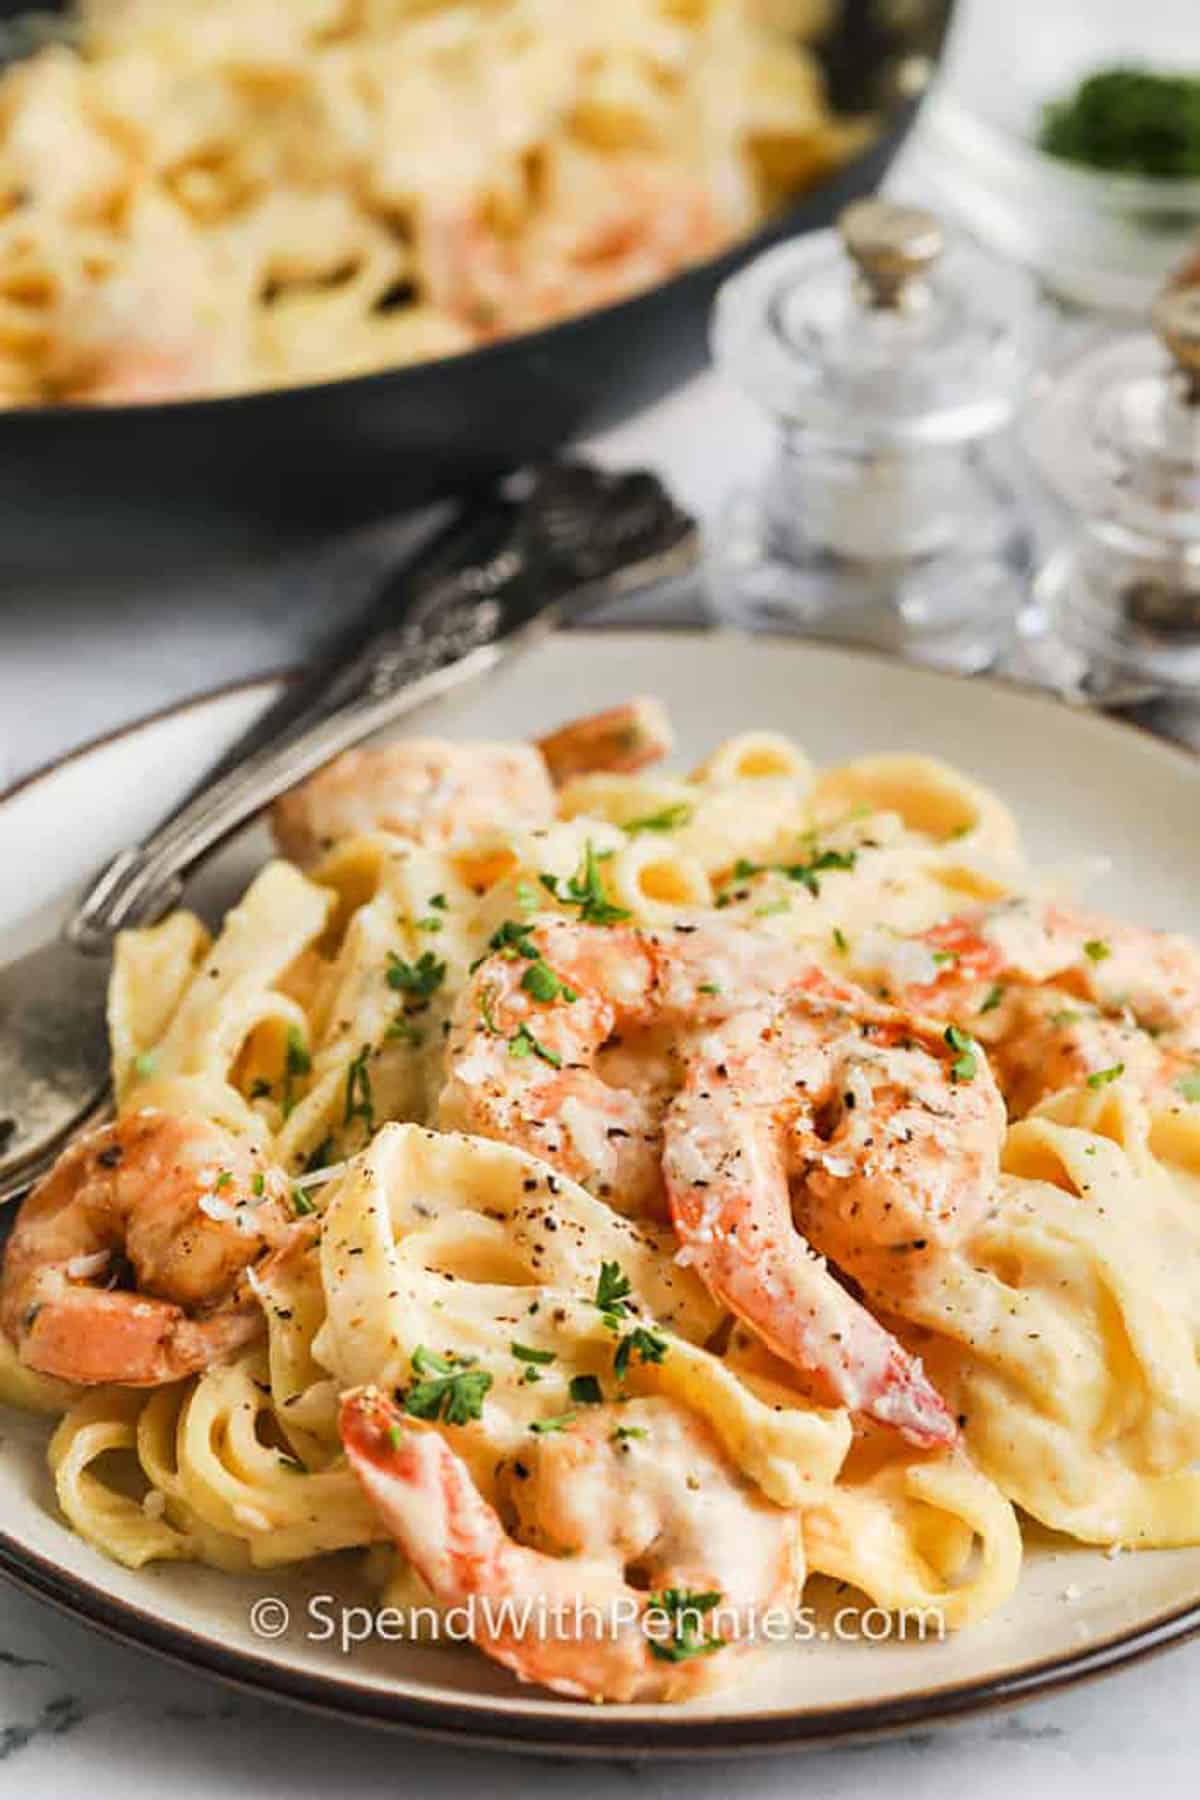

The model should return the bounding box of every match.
[249,1594,946,1655]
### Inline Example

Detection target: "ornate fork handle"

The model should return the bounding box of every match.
[66,461,698,954]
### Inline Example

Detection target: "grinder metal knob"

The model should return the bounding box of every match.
[838,199,944,309]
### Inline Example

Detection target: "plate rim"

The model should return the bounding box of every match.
[7,631,1200,809]
[3,631,1200,1754]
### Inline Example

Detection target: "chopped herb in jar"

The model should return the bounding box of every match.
[1039,66,1200,179]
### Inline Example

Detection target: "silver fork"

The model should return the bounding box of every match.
[0,461,698,1204]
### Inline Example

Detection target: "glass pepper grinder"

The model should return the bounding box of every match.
[1020,284,1200,707]
[708,199,1037,672]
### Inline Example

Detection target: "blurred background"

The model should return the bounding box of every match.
[2,0,1200,776]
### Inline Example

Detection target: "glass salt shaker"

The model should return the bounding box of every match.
[708,199,1037,672]
[1020,285,1200,706]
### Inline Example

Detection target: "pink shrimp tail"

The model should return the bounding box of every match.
[339,1388,499,1593]
[871,1342,958,1449]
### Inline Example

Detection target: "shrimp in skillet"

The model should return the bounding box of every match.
[437,916,809,1218]
[0,1110,299,1387]
[340,1387,799,1703]
[271,701,672,866]
[663,971,1006,1448]
[859,899,1200,1112]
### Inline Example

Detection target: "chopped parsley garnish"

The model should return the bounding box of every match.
[281,1025,311,1118]
[290,1187,316,1218]
[1176,1071,1200,1103]
[943,1024,978,1083]
[595,1261,633,1329]
[568,1373,604,1405]
[343,1045,376,1135]
[1039,67,1200,179]
[539,841,631,926]
[252,1171,266,1198]
[979,984,1006,1015]
[514,880,540,915]
[727,847,857,899]
[402,1346,493,1425]
[508,1023,562,1067]
[623,803,693,835]
[611,1423,647,1443]
[614,1325,668,1380]
[529,1412,576,1435]
[521,961,576,1004]
[428,893,448,911]
[386,950,446,998]
[697,981,721,995]
[1087,1063,1125,1088]
[301,1135,334,1175]
[386,1016,426,1048]
[832,928,849,954]
[132,1049,158,1080]
[1049,1008,1083,1028]
[647,1589,724,1664]
[1084,939,1111,963]
[488,919,540,961]
[511,1342,556,1367]
[213,1169,233,1191]
[479,984,501,1034]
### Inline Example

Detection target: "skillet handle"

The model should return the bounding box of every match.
[65,461,698,953]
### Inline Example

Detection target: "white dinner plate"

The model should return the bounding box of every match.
[1,631,1198,1756]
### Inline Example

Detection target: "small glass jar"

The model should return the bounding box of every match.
[708,200,1038,673]
[1020,286,1200,704]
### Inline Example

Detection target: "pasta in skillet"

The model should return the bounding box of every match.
[0,0,872,405]
[4,694,1200,1703]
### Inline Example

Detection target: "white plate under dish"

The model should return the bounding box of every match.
[1,631,1198,1756]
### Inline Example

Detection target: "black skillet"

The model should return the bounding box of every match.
[0,0,955,571]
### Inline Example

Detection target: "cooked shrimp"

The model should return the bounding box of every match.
[983,988,1193,1117]
[421,158,728,338]
[860,899,1200,1110]
[902,899,1200,1042]
[663,972,1006,1447]
[271,739,555,867]
[0,1110,299,1386]
[340,1387,799,1703]
[437,917,807,1217]
[60,341,210,405]
[535,697,673,787]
